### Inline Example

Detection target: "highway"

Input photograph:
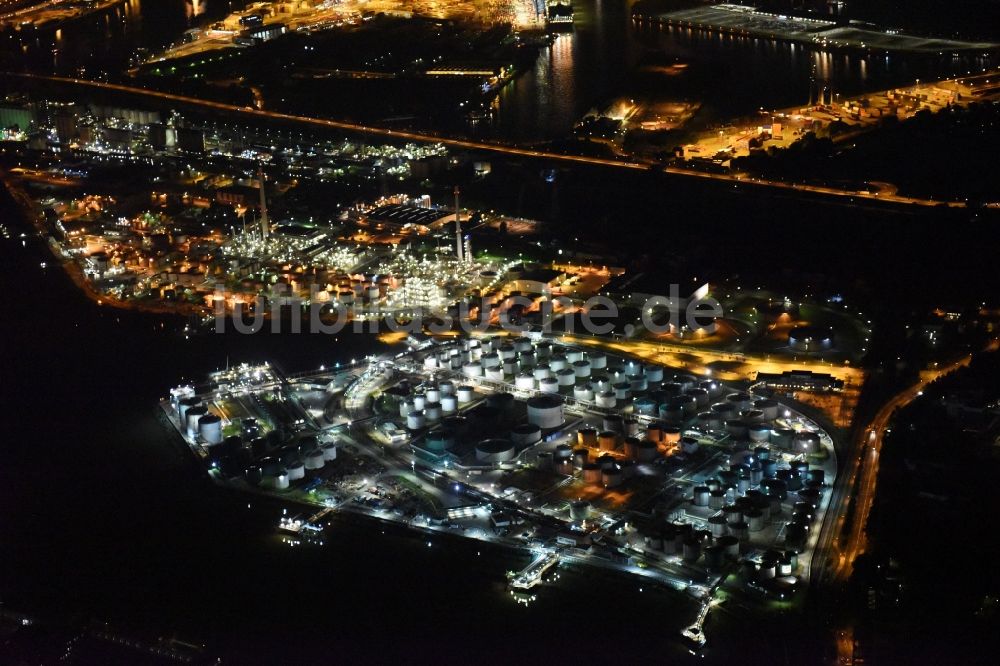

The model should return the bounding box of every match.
[1,72,963,209]
[811,354,972,588]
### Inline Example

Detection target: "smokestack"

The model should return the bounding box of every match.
[454,185,463,263]
[258,166,269,242]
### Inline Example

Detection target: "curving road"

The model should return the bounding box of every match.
[1,72,963,209]
[813,354,973,588]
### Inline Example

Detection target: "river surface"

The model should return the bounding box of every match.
[4,0,997,141]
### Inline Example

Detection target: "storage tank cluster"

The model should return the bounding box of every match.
[441,339,736,428]
[639,522,743,568]
[397,379,478,432]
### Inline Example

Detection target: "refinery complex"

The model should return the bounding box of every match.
[7,0,1000,659]
[164,332,838,647]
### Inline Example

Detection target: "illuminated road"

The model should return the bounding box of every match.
[815,354,972,587]
[562,333,865,385]
[1,72,963,208]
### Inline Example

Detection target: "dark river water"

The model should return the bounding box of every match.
[4,0,997,141]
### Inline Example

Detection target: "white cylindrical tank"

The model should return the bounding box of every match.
[481,353,501,369]
[573,385,595,402]
[709,514,728,537]
[548,356,567,371]
[693,486,710,507]
[485,367,505,382]
[185,406,208,434]
[538,377,560,394]
[267,472,290,490]
[572,360,592,378]
[198,414,223,445]
[533,365,551,380]
[634,397,658,417]
[407,411,426,430]
[588,351,607,369]
[304,450,325,470]
[727,392,753,411]
[399,399,415,419]
[527,395,564,429]
[566,349,585,362]
[438,381,455,396]
[457,385,475,403]
[753,398,779,421]
[511,423,542,446]
[595,391,616,408]
[178,397,201,424]
[515,373,536,391]
[441,395,458,414]
[749,423,771,442]
[412,394,426,411]
[590,375,611,393]
[613,382,631,400]
[794,431,821,454]
[321,442,338,461]
[475,438,516,463]
[286,461,305,481]
[425,402,442,423]
[556,368,576,386]
[425,388,440,404]
[644,365,664,383]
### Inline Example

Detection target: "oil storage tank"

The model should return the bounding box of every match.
[425,429,456,453]
[794,431,821,454]
[602,465,623,488]
[185,405,209,435]
[304,449,325,471]
[475,438,516,463]
[634,396,658,417]
[636,440,658,462]
[527,395,564,429]
[570,500,592,521]
[577,428,598,448]
[539,377,560,394]
[708,513,728,537]
[595,391,616,408]
[321,442,338,461]
[511,423,542,446]
[198,414,223,445]
[753,398,779,421]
